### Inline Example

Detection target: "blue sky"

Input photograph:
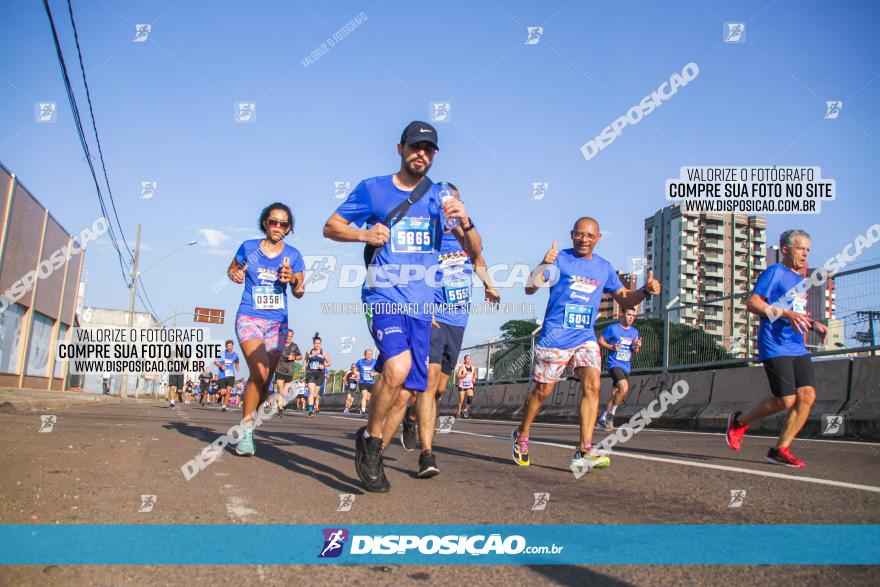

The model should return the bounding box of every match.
[2,0,879,372]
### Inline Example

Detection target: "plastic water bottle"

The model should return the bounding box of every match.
[439,181,459,229]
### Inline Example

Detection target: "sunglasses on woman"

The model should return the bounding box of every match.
[266,218,291,230]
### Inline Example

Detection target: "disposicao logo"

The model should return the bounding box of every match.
[319,528,349,558]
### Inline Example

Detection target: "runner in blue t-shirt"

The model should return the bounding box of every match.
[726,230,827,468]
[596,308,641,431]
[226,202,305,456]
[355,349,376,418]
[322,121,479,493]
[213,340,240,413]
[399,182,500,477]
[511,217,661,470]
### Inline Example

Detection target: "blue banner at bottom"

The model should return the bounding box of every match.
[1,525,877,565]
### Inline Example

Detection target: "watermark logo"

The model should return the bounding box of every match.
[581,62,699,162]
[764,224,879,322]
[728,489,746,508]
[337,494,355,512]
[333,181,351,200]
[824,101,843,120]
[38,415,57,433]
[301,12,367,68]
[35,102,57,123]
[181,396,279,481]
[524,26,543,45]
[234,102,256,123]
[723,22,745,43]
[139,494,157,512]
[728,335,745,355]
[821,414,844,436]
[630,256,648,276]
[339,336,355,354]
[1,217,109,316]
[139,181,158,200]
[595,380,689,457]
[302,255,338,293]
[133,24,151,43]
[530,182,549,201]
[319,528,349,558]
[430,102,451,123]
[437,415,455,434]
[570,459,588,480]
[531,492,549,511]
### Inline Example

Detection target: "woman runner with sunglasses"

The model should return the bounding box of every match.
[226,202,305,455]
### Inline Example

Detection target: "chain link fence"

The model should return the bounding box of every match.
[457,263,879,385]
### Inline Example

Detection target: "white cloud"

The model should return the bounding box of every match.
[198,228,231,248]
[204,248,233,257]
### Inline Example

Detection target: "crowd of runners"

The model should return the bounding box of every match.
[165,120,826,493]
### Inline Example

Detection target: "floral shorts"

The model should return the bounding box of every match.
[235,314,287,353]
[533,341,601,383]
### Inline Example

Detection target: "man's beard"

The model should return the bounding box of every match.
[404,157,431,177]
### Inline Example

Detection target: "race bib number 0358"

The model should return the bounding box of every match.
[253,285,284,310]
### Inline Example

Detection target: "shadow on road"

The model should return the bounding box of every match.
[162,421,364,494]
[527,565,633,586]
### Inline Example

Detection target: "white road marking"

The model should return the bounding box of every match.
[225,496,257,521]
[444,416,880,447]
[326,411,879,447]
[448,429,880,494]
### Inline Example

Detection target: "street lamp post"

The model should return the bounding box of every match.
[120,228,197,398]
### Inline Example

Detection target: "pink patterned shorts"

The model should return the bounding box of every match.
[532,341,601,383]
[235,314,287,353]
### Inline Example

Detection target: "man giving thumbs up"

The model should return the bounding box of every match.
[513,217,661,471]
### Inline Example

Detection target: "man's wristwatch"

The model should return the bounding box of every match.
[462,217,476,232]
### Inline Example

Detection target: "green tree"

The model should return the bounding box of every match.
[499,319,538,340]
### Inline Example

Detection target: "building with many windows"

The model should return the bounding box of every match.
[643,206,767,354]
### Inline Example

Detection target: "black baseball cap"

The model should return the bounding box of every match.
[400,121,439,151]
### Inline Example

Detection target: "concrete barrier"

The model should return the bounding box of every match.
[842,356,880,439]
[696,365,782,433]
[325,357,878,440]
[658,370,714,429]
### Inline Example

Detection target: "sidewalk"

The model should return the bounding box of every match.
[0,387,158,413]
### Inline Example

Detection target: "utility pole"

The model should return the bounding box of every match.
[121,223,142,398]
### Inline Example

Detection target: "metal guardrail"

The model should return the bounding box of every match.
[459,263,879,386]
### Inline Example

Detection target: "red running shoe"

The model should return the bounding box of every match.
[765,447,805,468]
[725,411,748,451]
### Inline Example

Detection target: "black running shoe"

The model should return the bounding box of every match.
[401,413,417,452]
[417,452,439,478]
[355,426,390,493]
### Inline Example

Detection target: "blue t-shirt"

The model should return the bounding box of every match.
[602,323,639,374]
[356,358,376,383]
[537,250,623,349]
[434,229,473,328]
[753,263,809,361]
[218,350,239,379]
[335,175,443,320]
[234,239,304,322]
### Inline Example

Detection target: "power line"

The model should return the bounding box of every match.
[42,0,130,284]
[64,0,133,259]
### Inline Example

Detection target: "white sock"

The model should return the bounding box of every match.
[609,405,618,415]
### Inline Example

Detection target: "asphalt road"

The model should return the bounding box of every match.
[0,400,878,585]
